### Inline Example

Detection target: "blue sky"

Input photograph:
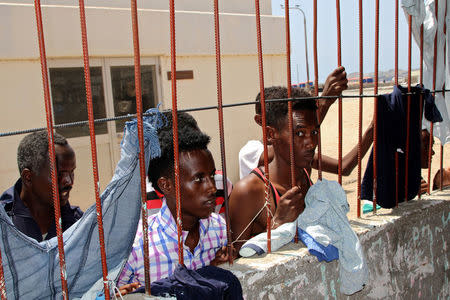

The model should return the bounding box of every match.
[271,0,420,83]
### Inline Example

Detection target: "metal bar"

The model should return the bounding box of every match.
[0,249,6,299]
[405,15,412,202]
[395,0,399,86]
[395,0,400,205]
[440,3,447,191]
[130,0,152,292]
[168,0,184,265]
[283,1,297,243]
[253,0,272,253]
[313,0,322,180]
[373,0,380,213]
[418,24,424,200]
[427,0,439,194]
[78,1,110,298]
[1,90,448,139]
[33,1,69,298]
[440,145,444,190]
[357,0,363,218]
[212,0,233,263]
[336,0,343,185]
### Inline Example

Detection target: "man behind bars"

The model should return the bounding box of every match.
[0,131,82,242]
[117,111,229,291]
[229,67,374,251]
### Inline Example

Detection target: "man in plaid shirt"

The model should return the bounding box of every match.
[117,111,229,291]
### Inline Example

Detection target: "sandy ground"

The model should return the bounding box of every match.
[311,86,450,219]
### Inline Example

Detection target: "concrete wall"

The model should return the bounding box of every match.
[0,3,286,210]
[223,193,450,299]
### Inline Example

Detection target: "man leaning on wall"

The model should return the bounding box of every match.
[0,131,82,242]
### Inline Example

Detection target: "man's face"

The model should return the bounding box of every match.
[275,109,319,169]
[31,144,76,207]
[178,149,217,219]
[421,130,435,168]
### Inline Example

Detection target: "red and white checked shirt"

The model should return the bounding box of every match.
[117,199,227,286]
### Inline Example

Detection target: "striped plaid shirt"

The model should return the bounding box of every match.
[117,199,227,286]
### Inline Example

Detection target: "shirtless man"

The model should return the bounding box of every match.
[230,68,374,250]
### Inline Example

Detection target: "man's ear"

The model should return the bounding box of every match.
[157,177,173,195]
[20,168,33,188]
[254,114,262,126]
[266,126,277,145]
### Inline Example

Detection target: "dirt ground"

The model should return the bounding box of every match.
[311,86,450,219]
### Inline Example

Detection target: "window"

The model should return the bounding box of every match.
[110,65,157,132]
[49,67,107,138]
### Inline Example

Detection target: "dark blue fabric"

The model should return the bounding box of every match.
[133,265,243,300]
[297,228,339,262]
[0,179,83,242]
[361,85,442,208]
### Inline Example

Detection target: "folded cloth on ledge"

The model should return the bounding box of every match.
[0,108,164,299]
[239,223,339,263]
[239,179,368,295]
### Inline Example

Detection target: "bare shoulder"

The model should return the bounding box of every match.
[229,173,265,204]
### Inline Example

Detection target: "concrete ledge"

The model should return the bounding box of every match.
[124,191,450,299]
[224,190,450,299]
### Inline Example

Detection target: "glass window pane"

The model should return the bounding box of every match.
[110,65,157,132]
[49,67,107,138]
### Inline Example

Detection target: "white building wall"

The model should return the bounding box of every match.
[0,2,286,210]
[1,0,272,15]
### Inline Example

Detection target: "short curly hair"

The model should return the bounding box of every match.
[255,86,317,129]
[147,111,210,193]
[17,131,68,174]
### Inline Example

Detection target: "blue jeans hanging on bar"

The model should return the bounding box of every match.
[0,108,163,299]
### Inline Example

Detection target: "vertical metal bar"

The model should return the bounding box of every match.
[395,0,400,206]
[373,0,380,213]
[440,4,446,191]
[168,0,184,264]
[129,1,154,292]
[357,0,363,218]
[283,1,297,243]
[130,0,150,295]
[78,1,110,298]
[130,0,152,293]
[418,24,424,199]
[33,1,69,298]
[313,0,322,180]
[212,0,233,263]
[253,0,271,253]
[440,145,444,190]
[405,15,412,202]
[0,250,6,299]
[395,154,399,206]
[335,0,343,185]
[395,0,399,86]
[427,0,439,194]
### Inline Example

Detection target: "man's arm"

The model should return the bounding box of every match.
[229,176,305,253]
[312,120,374,175]
[317,66,348,124]
[229,177,265,252]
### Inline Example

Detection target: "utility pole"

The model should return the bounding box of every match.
[280,4,310,85]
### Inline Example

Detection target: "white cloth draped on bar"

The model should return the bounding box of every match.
[403,0,450,144]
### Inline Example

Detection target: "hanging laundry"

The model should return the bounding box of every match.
[361,85,442,207]
[403,0,450,144]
